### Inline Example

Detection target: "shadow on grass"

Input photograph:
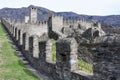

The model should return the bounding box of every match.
[23,68,39,79]
[18,60,40,80]
[18,60,25,66]
[13,51,19,57]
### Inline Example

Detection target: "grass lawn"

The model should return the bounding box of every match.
[0,23,40,80]
[78,58,93,73]
[51,39,56,62]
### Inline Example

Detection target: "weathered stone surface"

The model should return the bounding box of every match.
[94,34,120,44]
[2,6,120,80]
[46,40,53,63]
[92,43,120,80]
[33,35,39,58]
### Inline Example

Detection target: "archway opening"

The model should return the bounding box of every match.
[22,33,26,49]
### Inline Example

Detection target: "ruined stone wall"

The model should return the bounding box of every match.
[2,18,93,80]
[1,9,119,80]
[63,18,93,29]
[63,18,105,37]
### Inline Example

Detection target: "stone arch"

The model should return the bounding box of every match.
[22,33,26,49]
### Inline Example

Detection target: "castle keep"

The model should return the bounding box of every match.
[1,6,120,80]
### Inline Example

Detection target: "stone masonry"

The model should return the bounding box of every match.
[1,6,120,80]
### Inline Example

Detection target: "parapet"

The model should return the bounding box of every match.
[51,14,63,19]
[63,17,88,25]
[37,21,48,26]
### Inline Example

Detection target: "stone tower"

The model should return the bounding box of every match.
[48,14,63,39]
[48,14,63,32]
[30,7,37,24]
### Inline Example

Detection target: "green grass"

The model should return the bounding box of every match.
[51,39,56,62]
[78,58,93,73]
[0,23,40,80]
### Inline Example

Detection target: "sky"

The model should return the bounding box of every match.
[0,0,120,16]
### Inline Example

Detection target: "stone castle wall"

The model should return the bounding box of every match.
[1,18,92,80]
[1,7,120,80]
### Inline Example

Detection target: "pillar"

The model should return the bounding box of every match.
[13,27,16,37]
[11,26,14,35]
[46,40,52,63]
[33,35,39,58]
[25,33,29,50]
[19,30,23,45]
[16,29,19,40]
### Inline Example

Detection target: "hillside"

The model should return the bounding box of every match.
[0,5,120,27]
[58,12,120,27]
[0,5,54,21]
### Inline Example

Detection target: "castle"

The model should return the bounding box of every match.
[1,6,120,80]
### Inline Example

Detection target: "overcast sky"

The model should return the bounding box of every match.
[0,0,120,15]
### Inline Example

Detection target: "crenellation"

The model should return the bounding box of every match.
[1,6,118,80]
[37,21,48,27]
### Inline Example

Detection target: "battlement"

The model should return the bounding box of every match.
[0,6,116,80]
[1,20,93,79]
[1,15,120,80]
[63,18,93,25]
[63,18,81,23]
[51,14,63,18]
[37,21,48,25]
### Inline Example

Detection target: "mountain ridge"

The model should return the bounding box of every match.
[0,5,120,27]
